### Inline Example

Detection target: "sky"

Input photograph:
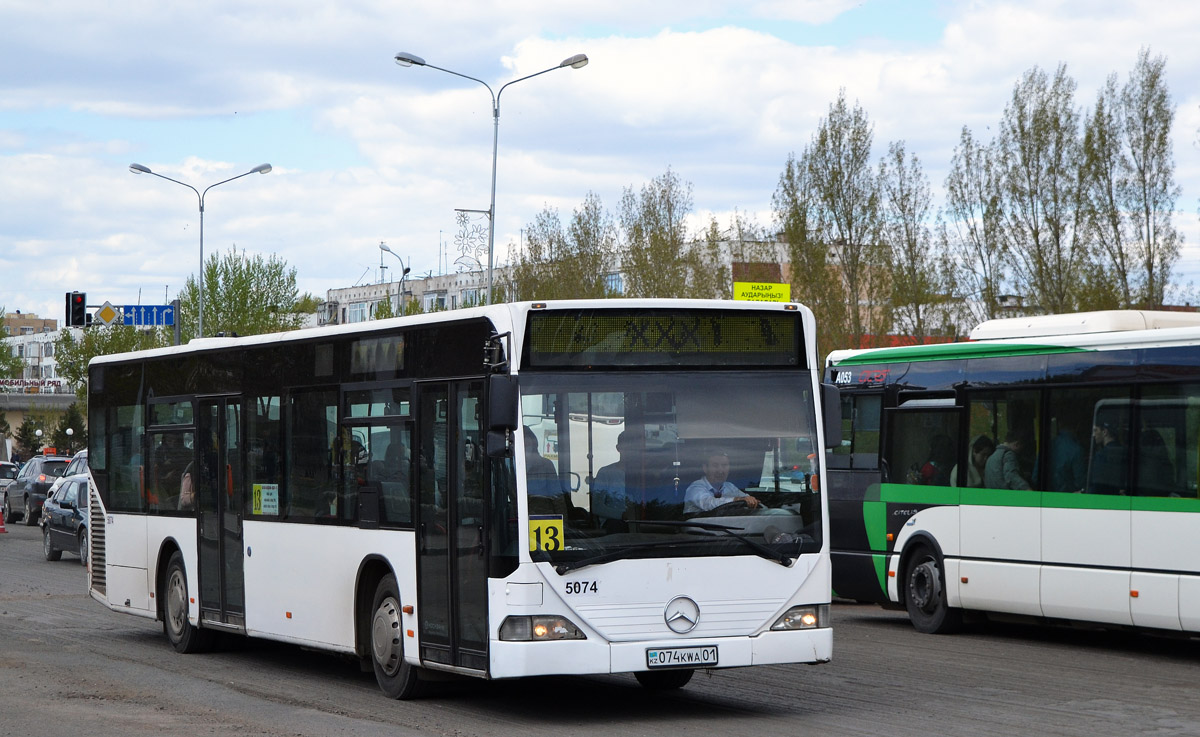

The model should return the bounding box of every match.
[3,0,1200,324]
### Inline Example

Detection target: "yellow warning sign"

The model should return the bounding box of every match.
[733,282,791,303]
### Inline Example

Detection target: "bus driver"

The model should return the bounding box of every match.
[684,450,761,514]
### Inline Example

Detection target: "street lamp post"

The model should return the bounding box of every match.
[379,242,411,314]
[393,51,588,304]
[65,428,74,456]
[129,162,273,338]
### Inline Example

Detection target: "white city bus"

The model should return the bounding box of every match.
[87,299,836,698]
[825,310,1200,635]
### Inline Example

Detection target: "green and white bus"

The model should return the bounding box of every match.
[87,299,835,698]
[825,310,1200,634]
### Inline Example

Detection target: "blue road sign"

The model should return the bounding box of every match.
[120,304,175,326]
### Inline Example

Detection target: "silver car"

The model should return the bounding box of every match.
[0,461,18,510]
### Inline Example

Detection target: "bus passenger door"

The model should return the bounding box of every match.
[196,396,246,630]
[416,381,488,672]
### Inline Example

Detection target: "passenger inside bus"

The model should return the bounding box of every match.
[984,429,1032,490]
[683,449,761,514]
[919,434,955,486]
[952,434,995,488]
[1089,420,1128,495]
[589,429,636,532]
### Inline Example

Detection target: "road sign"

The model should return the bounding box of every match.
[733,281,791,303]
[120,304,175,326]
[95,302,120,326]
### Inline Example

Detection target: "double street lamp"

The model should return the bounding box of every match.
[379,242,411,313]
[393,51,588,304]
[129,162,273,338]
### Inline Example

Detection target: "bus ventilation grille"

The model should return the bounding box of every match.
[89,494,106,595]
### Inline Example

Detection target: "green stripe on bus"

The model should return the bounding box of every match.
[879,483,1200,512]
[832,342,1091,365]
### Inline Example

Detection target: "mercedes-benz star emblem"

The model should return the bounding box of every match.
[664,596,700,634]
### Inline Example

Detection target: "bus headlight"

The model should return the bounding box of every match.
[770,604,829,630]
[499,615,587,641]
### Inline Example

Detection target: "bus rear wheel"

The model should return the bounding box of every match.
[904,544,962,634]
[635,669,694,690]
[163,551,215,653]
[370,574,423,699]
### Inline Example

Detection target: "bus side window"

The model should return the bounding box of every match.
[830,393,881,470]
[884,408,959,487]
[1134,385,1200,498]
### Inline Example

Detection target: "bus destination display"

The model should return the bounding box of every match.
[525,310,801,368]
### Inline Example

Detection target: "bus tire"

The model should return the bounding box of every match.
[635,669,694,690]
[163,550,215,653]
[370,574,423,699]
[43,526,62,561]
[904,544,962,634]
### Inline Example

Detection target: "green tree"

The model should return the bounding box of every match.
[619,168,719,298]
[54,324,170,400]
[942,126,1006,326]
[176,246,304,341]
[52,402,87,455]
[773,150,850,358]
[15,414,47,457]
[294,292,322,315]
[806,90,886,346]
[372,292,398,320]
[996,64,1090,314]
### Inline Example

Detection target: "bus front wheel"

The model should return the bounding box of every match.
[904,544,962,634]
[370,574,423,699]
[163,551,215,653]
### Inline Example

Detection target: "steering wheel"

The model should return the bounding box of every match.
[693,498,755,517]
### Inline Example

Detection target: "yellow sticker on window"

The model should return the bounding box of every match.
[529,514,565,552]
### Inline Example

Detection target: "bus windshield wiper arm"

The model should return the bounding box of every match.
[648,520,793,567]
[553,540,683,575]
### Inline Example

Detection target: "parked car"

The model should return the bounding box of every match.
[0,461,18,516]
[41,473,89,564]
[44,449,88,504]
[2,455,70,526]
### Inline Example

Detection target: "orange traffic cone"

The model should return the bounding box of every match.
[0,512,7,534]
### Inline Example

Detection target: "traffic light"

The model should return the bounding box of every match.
[66,291,87,327]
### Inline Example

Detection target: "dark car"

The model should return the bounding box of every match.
[41,473,89,564]
[2,455,70,526]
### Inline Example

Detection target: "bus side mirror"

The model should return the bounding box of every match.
[488,374,518,432]
[821,383,842,448]
[486,429,511,458]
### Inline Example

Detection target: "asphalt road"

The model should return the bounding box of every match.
[2,520,1199,737]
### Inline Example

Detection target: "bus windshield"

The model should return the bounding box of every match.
[520,371,822,567]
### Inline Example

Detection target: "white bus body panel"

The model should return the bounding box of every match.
[957,504,1042,617]
[1133,509,1195,631]
[241,521,417,653]
[1040,507,1131,626]
[102,513,151,612]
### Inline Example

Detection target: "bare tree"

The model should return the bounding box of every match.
[879,141,951,341]
[773,151,850,357]
[806,90,886,346]
[1122,47,1181,308]
[995,64,1090,314]
[943,127,1006,325]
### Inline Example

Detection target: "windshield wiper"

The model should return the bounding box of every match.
[553,539,688,575]
[552,520,795,574]
[648,520,794,567]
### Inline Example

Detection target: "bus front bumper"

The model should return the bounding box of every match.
[488,628,832,679]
